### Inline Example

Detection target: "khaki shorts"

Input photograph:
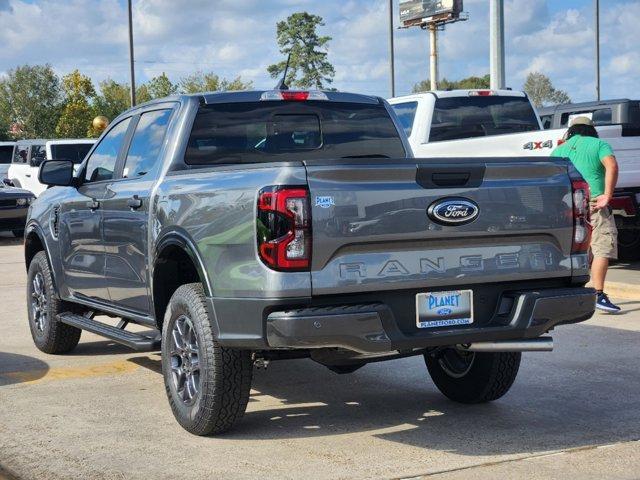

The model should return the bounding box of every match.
[590,205,618,260]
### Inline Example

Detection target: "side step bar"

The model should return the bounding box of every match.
[457,337,553,353]
[58,313,161,351]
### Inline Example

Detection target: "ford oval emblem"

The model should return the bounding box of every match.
[427,198,479,226]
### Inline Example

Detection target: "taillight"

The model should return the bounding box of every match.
[257,186,311,271]
[571,179,591,253]
[469,90,497,96]
[260,90,328,101]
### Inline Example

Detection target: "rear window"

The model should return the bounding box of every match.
[391,101,418,137]
[51,143,94,164]
[185,101,405,165]
[429,96,540,142]
[0,145,13,164]
[560,109,613,127]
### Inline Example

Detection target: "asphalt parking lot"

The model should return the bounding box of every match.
[1,234,639,480]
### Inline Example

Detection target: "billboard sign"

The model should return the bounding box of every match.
[400,0,463,26]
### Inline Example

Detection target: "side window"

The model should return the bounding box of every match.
[391,102,418,137]
[84,118,131,183]
[561,109,612,127]
[14,145,28,164]
[540,115,553,129]
[592,108,612,125]
[30,145,46,167]
[122,109,172,178]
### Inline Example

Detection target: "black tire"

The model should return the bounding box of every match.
[27,251,81,354]
[13,229,24,238]
[161,283,253,436]
[617,228,640,262]
[425,349,521,404]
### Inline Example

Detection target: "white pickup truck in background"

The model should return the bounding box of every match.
[389,91,640,260]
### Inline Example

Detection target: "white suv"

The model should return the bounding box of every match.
[8,139,95,195]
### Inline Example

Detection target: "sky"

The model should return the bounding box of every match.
[0,0,638,102]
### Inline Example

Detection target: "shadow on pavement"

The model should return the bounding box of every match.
[128,355,162,374]
[0,352,49,386]
[612,300,640,315]
[238,323,640,457]
[121,323,640,458]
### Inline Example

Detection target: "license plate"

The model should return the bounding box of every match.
[416,290,474,329]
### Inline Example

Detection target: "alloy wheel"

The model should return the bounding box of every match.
[169,315,201,405]
[31,272,48,334]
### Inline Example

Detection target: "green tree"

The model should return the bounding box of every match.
[179,71,253,93]
[523,72,571,108]
[135,84,152,104]
[145,72,177,99]
[56,70,96,138]
[267,12,335,89]
[412,74,490,93]
[0,64,62,139]
[93,79,130,121]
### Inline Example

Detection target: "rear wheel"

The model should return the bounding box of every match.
[617,228,640,262]
[162,283,253,435]
[27,251,81,354]
[425,348,521,403]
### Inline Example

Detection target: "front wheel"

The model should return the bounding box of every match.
[27,251,81,354]
[162,283,253,435]
[425,348,521,404]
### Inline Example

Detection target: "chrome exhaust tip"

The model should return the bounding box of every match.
[457,337,553,353]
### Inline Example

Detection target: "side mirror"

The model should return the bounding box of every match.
[39,160,75,187]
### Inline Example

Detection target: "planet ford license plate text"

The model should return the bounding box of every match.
[416,290,474,329]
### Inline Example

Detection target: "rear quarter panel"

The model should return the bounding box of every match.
[153,164,311,298]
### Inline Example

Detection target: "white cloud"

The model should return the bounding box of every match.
[0,0,637,102]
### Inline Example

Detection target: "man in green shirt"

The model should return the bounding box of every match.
[552,116,620,312]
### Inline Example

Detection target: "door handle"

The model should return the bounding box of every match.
[89,199,100,211]
[127,195,143,210]
[25,174,31,178]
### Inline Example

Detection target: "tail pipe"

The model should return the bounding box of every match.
[457,337,553,353]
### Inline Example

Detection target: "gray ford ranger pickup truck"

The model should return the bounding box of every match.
[25,89,595,435]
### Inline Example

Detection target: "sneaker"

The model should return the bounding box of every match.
[596,292,621,313]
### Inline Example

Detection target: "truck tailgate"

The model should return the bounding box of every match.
[305,157,574,296]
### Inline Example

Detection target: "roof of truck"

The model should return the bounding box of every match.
[132,90,384,109]
[14,139,48,145]
[46,139,96,146]
[538,99,638,115]
[389,89,527,103]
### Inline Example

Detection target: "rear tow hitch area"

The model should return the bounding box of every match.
[456,337,553,352]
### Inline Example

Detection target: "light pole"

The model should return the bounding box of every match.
[128,0,136,107]
[489,0,505,90]
[389,0,395,97]
[594,0,600,101]
[429,25,438,91]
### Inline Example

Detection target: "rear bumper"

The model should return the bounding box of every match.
[264,287,595,354]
